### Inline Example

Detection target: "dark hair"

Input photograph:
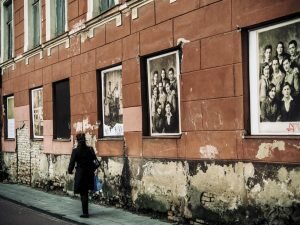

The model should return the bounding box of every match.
[165,101,172,110]
[76,133,85,142]
[264,44,272,52]
[153,71,158,76]
[289,40,297,48]
[165,81,170,88]
[76,133,86,148]
[260,62,270,75]
[282,57,291,64]
[156,102,162,111]
[275,41,285,56]
[168,68,174,74]
[267,83,276,97]
[282,82,292,90]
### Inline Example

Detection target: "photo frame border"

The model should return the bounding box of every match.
[146,50,182,136]
[101,64,124,138]
[248,17,300,136]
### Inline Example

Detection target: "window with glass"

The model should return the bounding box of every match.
[1,0,13,61]
[32,0,40,47]
[100,0,115,12]
[55,0,65,36]
[87,0,118,20]
[25,0,40,50]
[5,96,15,139]
[46,0,67,40]
[31,88,43,138]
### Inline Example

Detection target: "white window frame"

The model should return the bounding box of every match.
[45,0,68,41]
[87,0,119,20]
[0,0,14,63]
[31,88,43,139]
[24,0,41,51]
[6,96,15,139]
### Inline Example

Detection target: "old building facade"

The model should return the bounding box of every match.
[0,0,300,224]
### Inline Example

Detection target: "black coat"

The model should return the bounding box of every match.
[68,145,97,194]
[164,114,178,133]
[280,99,298,121]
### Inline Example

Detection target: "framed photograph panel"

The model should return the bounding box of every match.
[146,50,181,136]
[249,18,300,135]
[31,88,43,138]
[101,65,123,137]
[6,96,15,139]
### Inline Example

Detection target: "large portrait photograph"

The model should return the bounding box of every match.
[147,50,181,136]
[249,18,300,135]
[101,65,123,137]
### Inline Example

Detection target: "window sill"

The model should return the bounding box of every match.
[143,135,182,139]
[4,138,15,141]
[23,45,42,58]
[243,135,300,139]
[53,138,71,142]
[0,58,14,68]
[97,137,124,141]
[31,138,43,142]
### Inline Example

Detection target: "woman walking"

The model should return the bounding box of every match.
[68,133,97,218]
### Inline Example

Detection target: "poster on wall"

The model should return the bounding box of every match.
[101,65,123,137]
[249,18,300,135]
[31,88,43,138]
[7,96,15,139]
[147,50,181,136]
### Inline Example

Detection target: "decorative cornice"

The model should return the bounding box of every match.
[0,0,157,73]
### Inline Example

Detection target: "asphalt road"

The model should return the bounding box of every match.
[0,197,77,225]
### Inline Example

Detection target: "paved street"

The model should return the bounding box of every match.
[0,197,77,225]
[0,183,170,225]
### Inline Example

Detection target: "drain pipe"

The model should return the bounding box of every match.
[15,121,25,183]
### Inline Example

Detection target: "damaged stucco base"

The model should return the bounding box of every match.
[98,158,300,224]
[1,126,299,224]
[1,151,300,224]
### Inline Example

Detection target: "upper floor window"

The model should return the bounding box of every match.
[87,0,118,20]
[46,0,67,41]
[1,0,14,62]
[24,0,41,51]
[100,0,115,12]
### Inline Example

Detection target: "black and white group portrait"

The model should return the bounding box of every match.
[249,18,300,135]
[147,51,181,136]
[101,66,123,137]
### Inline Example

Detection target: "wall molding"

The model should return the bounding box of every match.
[0,0,156,73]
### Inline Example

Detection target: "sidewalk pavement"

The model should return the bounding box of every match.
[0,183,171,225]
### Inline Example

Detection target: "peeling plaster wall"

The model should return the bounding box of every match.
[2,125,71,189]
[100,158,300,224]
[256,141,285,159]
[72,117,98,149]
[1,151,300,224]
